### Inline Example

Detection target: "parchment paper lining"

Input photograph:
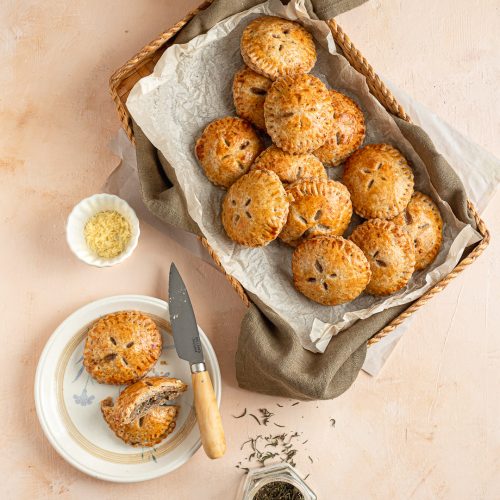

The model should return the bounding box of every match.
[127,0,481,353]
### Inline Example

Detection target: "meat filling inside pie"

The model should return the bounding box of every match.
[349,219,416,296]
[314,90,366,167]
[251,145,326,185]
[195,116,262,189]
[83,311,162,385]
[222,169,289,247]
[280,178,352,247]
[292,236,371,306]
[240,16,316,80]
[343,144,414,219]
[264,74,335,154]
[232,66,272,130]
[393,191,443,270]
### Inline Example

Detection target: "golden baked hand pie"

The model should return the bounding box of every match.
[240,16,316,80]
[251,145,326,185]
[265,74,335,154]
[108,377,188,427]
[292,236,371,305]
[280,178,352,247]
[222,169,289,247]
[233,66,272,130]
[393,191,443,270]
[343,144,414,219]
[195,116,262,188]
[83,311,162,385]
[314,90,366,166]
[101,397,179,447]
[349,219,416,296]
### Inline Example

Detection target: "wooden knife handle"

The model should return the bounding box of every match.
[192,370,226,459]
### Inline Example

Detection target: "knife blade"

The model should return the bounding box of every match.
[168,263,226,459]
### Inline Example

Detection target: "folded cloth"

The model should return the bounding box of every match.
[131,0,482,400]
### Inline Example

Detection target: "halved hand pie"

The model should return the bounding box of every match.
[251,145,326,185]
[349,219,416,296]
[343,144,414,219]
[264,74,334,154]
[195,116,262,188]
[233,66,272,131]
[83,311,162,385]
[101,397,179,447]
[240,16,316,80]
[292,236,371,306]
[314,90,365,166]
[393,191,443,270]
[222,169,289,247]
[280,178,352,247]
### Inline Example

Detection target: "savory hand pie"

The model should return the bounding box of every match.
[343,144,414,219]
[265,74,335,154]
[101,397,179,447]
[349,219,416,296]
[251,145,326,185]
[195,116,262,188]
[292,236,371,305]
[240,16,316,80]
[233,66,272,130]
[222,169,289,247]
[393,191,443,270]
[314,90,366,166]
[108,377,188,427]
[280,178,352,247]
[83,311,162,385]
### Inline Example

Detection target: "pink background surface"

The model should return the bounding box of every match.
[1,1,499,498]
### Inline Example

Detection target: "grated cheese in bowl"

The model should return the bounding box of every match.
[84,210,131,259]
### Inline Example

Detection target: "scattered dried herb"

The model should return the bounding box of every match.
[274,423,285,428]
[308,456,313,464]
[253,481,304,500]
[303,474,310,481]
[330,418,336,427]
[259,408,274,425]
[249,413,261,425]
[291,402,300,406]
[232,408,247,419]
[277,403,284,407]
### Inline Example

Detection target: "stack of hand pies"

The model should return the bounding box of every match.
[195,16,444,306]
[83,311,187,447]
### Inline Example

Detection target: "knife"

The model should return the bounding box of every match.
[168,263,226,459]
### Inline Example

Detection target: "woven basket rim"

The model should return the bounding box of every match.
[108,1,490,346]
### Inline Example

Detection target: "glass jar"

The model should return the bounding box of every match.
[236,463,317,500]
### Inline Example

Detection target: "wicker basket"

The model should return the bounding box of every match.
[109,1,490,346]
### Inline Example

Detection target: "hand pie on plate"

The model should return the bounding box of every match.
[240,16,316,80]
[251,145,326,185]
[393,191,443,270]
[195,116,262,188]
[314,90,365,166]
[292,236,371,305]
[349,219,416,296]
[83,311,162,385]
[222,169,289,247]
[280,178,352,247]
[265,74,335,154]
[343,144,414,219]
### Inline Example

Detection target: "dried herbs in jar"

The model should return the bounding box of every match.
[253,481,304,500]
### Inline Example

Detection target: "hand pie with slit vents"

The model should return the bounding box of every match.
[251,145,326,185]
[393,191,443,270]
[108,377,188,427]
[83,311,162,385]
[240,16,316,80]
[195,116,263,189]
[349,219,416,296]
[222,169,289,247]
[343,143,414,219]
[101,397,179,447]
[264,74,335,154]
[280,178,352,247]
[232,66,272,131]
[314,90,366,167]
[292,236,371,305]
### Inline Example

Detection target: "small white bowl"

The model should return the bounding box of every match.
[66,194,140,267]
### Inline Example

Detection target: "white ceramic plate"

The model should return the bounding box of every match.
[35,295,221,482]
